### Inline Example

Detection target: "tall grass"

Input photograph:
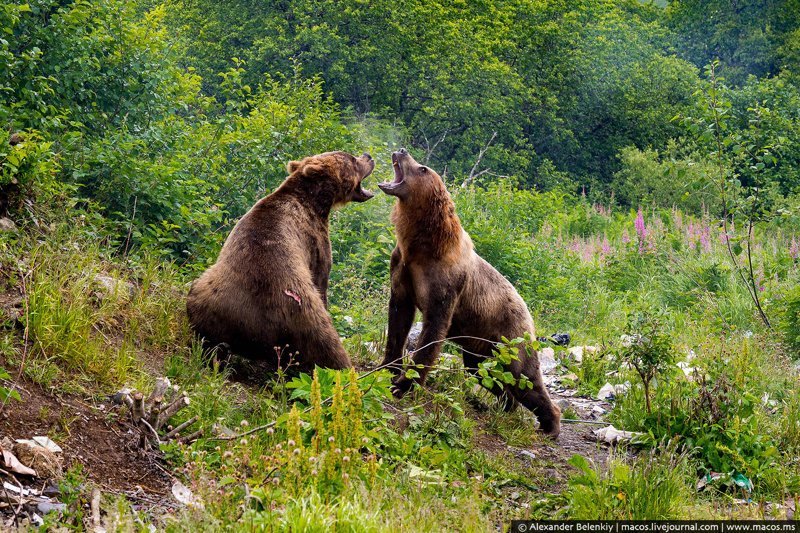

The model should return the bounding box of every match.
[17,229,190,389]
[565,444,694,519]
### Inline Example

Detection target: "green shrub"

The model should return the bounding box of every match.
[619,310,674,414]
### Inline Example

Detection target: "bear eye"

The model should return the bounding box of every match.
[419,166,428,173]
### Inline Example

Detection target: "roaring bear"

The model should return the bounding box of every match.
[377,148,561,437]
[186,151,375,371]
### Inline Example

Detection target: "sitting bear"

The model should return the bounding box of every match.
[187,151,375,371]
[378,148,560,437]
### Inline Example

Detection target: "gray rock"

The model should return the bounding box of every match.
[556,399,571,411]
[405,322,423,352]
[538,347,557,374]
[93,274,135,300]
[0,217,17,232]
[517,449,536,461]
[37,501,67,514]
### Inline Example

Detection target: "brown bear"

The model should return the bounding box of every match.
[377,148,561,437]
[186,151,375,371]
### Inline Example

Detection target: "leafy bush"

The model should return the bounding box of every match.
[619,310,674,414]
[0,130,60,213]
[611,145,719,215]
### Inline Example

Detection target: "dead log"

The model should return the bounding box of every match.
[157,395,190,430]
[91,487,104,532]
[112,377,199,449]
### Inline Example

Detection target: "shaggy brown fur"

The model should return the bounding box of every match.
[186,151,375,371]
[378,149,561,436]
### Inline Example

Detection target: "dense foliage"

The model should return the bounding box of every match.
[1,0,800,527]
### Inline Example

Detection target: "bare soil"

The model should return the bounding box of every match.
[0,378,172,496]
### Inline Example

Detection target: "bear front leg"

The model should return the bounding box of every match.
[510,351,561,437]
[381,248,415,375]
[391,298,456,398]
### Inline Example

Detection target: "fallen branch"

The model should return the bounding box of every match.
[178,429,204,445]
[164,416,199,440]
[561,418,609,426]
[158,395,190,429]
[91,487,104,533]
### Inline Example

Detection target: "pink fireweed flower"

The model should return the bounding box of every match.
[790,236,799,260]
[672,207,683,230]
[582,242,594,263]
[622,229,631,244]
[756,271,766,292]
[635,208,646,240]
[635,207,647,253]
[699,224,711,252]
[601,236,611,255]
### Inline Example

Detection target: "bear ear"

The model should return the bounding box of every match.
[297,162,326,178]
[287,160,303,174]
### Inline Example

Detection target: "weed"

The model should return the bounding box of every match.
[565,443,694,519]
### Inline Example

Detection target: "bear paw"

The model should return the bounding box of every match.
[390,376,415,398]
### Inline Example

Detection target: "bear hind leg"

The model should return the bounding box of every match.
[462,349,519,412]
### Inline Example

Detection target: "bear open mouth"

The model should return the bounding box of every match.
[378,150,409,197]
[378,152,405,194]
[390,152,405,184]
[353,166,375,202]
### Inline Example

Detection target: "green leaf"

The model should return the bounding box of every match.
[405,368,420,380]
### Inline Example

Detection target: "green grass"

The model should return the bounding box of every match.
[564,444,694,519]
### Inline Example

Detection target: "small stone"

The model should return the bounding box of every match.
[12,441,62,480]
[538,347,557,374]
[517,450,536,461]
[0,217,17,232]
[568,345,598,363]
[597,382,629,401]
[93,274,135,301]
[37,501,67,514]
[556,399,571,411]
[405,322,423,352]
[41,483,60,497]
